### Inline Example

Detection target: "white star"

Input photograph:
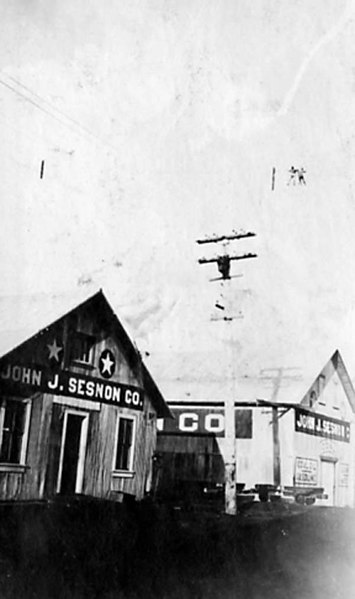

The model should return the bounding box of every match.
[47,339,63,361]
[101,352,114,375]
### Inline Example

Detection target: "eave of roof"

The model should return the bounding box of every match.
[166,398,308,411]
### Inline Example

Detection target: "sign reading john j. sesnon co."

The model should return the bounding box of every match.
[295,407,350,443]
[0,363,144,410]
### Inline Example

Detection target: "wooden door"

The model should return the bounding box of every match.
[321,459,336,506]
[57,411,88,495]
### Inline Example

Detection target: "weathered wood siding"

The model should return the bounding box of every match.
[0,470,23,500]
[0,393,54,501]
[70,306,158,500]
[44,402,65,497]
[0,296,161,502]
[156,435,225,490]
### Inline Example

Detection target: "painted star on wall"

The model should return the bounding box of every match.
[99,349,116,379]
[47,339,63,362]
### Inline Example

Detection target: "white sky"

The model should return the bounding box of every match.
[1,0,355,399]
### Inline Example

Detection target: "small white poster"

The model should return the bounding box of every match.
[339,463,349,487]
[295,457,318,487]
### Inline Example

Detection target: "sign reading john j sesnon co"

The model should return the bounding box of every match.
[295,407,350,443]
[0,363,144,410]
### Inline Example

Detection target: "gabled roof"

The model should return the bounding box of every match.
[0,289,171,418]
[300,349,355,413]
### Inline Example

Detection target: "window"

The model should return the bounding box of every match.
[332,379,340,411]
[0,398,31,465]
[70,333,95,365]
[113,416,136,472]
[309,390,318,408]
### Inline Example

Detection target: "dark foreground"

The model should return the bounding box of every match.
[0,498,354,598]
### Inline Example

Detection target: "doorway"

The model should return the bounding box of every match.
[320,459,336,506]
[57,411,89,495]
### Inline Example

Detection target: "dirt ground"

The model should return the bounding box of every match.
[0,499,353,598]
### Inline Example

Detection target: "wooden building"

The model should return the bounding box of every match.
[0,290,170,502]
[157,351,355,507]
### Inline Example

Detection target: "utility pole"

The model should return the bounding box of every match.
[260,367,302,488]
[197,229,257,515]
